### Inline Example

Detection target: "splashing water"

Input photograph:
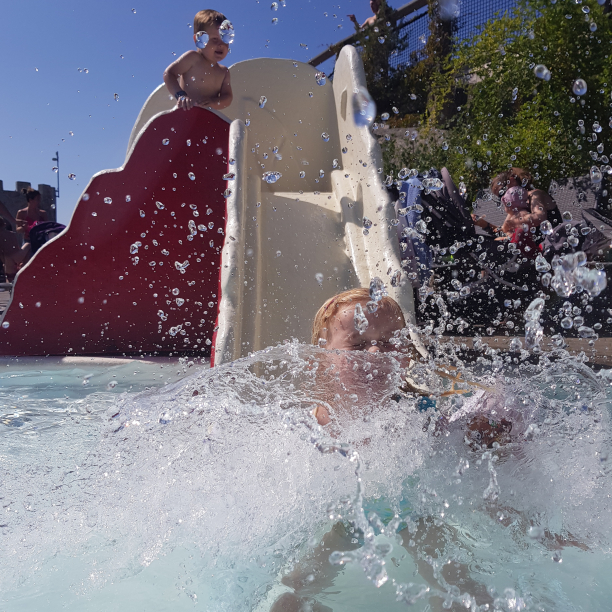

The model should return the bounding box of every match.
[551,251,607,298]
[369,277,388,303]
[533,64,551,81]
[1,341,612,611]
[354,302,369,333]
[219,20,234,44]
[572,78,587,96]
[262,171,282,184]
[195,30,209,49]
[352,87,376,127]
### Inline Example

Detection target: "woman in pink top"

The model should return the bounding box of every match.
[16,187,48,243]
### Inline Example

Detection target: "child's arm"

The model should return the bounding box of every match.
[501,210,530,235]
[199,68,233,110]
[163,51,199,111]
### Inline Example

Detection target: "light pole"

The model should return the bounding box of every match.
[52,151,60,199]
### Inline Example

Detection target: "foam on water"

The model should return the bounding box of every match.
[1,344,611,611]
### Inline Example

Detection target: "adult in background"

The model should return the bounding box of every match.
[0,217,31,282]
[472,167,561,239]
[348,0,382,29]
[16,187,48,243]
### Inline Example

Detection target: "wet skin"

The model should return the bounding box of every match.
[314,300,408,426]
[163,24,232,111]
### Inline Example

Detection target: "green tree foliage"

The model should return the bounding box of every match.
[352,0,406,117]
[383,0,612,201]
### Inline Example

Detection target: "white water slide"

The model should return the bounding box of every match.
[0,47,415,361]
[129,46,415,364]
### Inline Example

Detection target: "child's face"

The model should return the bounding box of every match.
[196,25,229,64]
[324,300,404,353]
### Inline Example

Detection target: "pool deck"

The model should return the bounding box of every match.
[442,335,612,366]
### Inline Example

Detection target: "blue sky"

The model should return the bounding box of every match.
[0,0,371,224]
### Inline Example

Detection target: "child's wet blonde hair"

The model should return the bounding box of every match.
[194,9,227,33]
[311,288,406,344]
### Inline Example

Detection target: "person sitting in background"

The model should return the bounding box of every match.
[348,0,382,29]
[16,187,48,243]
[472,168,560,237]
[0,217,31,282]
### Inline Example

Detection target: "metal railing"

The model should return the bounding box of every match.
[309,0,517,69]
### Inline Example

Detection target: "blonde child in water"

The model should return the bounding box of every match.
[310,287,496,439]
[163,10,233,111]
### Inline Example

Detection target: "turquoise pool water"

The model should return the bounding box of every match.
[1,345,611,611]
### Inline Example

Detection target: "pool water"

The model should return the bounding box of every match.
[1,344,611,611]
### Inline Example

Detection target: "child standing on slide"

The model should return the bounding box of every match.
[163,10,233,111]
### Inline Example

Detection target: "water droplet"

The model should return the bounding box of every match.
[369,278,387,306]
[215,147,223,155]
[315,272,324,285]
[131,8,136,13]
[91,212,97,217]
[590,165,602,183]
[590,21,597,32]
[535,254,551,272]
[197,224,206,231]
[299,171,306,178]
[354,303,369,334]
[533,64,551,81]
[114,93,119,102]
[176,297,185,307]
[219,19,235,44]
[2,321,9,329]
[84,68,89,74]
[562,211,573,221]
[378,36,385,43]
[52,166,58,173]
[422,177,443,191]
[315,72,326,86]
[342,147,348,154]
[262,171,282,184]
[195,30,209,48]
[363,217,373,229]
[68,173,76,180]
[271,1,279,9]
[321,132,330,142]
[572,79,587,96]
[442,141,449,150]
[259,95,267,108]
[540,220,553,235]
[380,112,390,121]
[223,188,232,198]
[162,138,170,145]
[352,87,376,127]
[188,172,196,181]
[139,210,145,218]
[582,5,590,13]
[272,17,278,24]
[103,197,112,204]
[276,250,282,257]
[130,243,140,255]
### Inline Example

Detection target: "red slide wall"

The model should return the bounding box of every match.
[0,108,230,356]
